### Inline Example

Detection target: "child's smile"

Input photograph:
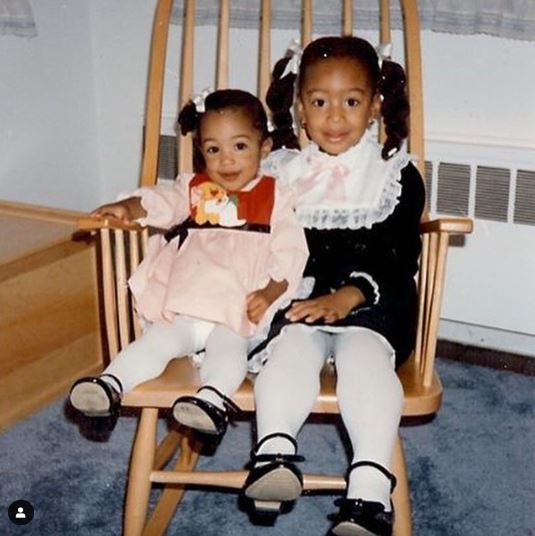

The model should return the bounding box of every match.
[323,129,352,146]
[219,171,242,183]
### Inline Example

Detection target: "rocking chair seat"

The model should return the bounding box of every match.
[122,355,442,417]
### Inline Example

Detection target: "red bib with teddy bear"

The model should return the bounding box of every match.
[188,173,275,229]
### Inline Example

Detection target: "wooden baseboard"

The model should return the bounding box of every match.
[437,339,535,376]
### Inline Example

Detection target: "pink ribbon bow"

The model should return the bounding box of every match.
[294,156,350,203]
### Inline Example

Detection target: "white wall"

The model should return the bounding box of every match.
[1,3,534,354]
[0,0,101,211]
[424,33,535,150]
[89,0,156,202]
[440,220,535,356]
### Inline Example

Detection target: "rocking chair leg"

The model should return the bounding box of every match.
[143,432,202,536]
[153,430,183,471]
[124,407,159,536]
[392,434,412,536]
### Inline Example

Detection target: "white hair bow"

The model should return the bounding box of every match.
[280,38,303,79]
[191,87,214,113]
[376,42,393,68]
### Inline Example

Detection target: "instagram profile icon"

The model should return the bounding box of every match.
[8,500,34,526]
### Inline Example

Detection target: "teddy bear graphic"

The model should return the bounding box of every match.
[191,181,246,227]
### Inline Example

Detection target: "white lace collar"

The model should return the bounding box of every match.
[277,131,409,229]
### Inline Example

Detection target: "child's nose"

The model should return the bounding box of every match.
[328,104,344,122]
[220,150,235,164]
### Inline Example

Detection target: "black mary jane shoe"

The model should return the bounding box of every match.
[244,433,305,506]
[69,374,123,417]
[330,461,397,536]
[331,498,394,536]
[171,385,241,437]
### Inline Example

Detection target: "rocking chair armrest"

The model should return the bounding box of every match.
[78,215,145,232]
[419,217,473,235]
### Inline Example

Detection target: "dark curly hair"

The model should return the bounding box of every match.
[266,36,409,159]
[178,89,270,171]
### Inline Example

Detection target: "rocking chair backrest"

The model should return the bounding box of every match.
[140,0,425,183]
[76,3,473,535]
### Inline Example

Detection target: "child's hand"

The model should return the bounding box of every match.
[90,197,145,223]
[246,289,272,324]
[246,278,289,324]
[285,286,365,324]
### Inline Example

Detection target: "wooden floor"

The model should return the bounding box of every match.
[0,200,103,431]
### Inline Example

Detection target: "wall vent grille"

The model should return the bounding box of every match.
[424,160,432,211]
[514,169,535,226]
[474,165,510,222]
[157,134,178,180]
[436,162,470,217]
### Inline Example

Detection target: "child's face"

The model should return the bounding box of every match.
[297,57,380,156]
[199,109,272,191]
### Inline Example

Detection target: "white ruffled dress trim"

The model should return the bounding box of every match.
[271,131,410,230]
[349,271,380,305]
[293,159,405,229]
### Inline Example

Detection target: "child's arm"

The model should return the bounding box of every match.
[92,173,193,228]
[246,184,308,324]
[91,196,147,223]
[246,278,289,324]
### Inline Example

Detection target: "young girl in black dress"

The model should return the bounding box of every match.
[244,36,425,536]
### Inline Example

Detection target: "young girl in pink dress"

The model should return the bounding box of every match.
[69,89,308,439]
[243,37,424,536]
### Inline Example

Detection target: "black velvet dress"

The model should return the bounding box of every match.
[250,161,425,369]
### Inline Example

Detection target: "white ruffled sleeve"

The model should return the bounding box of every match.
[117,174,193,229]
[260,148,300,186]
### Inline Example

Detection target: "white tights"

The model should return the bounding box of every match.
[254,325,403,508]
[103,316,248,406]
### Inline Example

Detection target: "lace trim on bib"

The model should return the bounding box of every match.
[266,131,411,230]
[294,150,408,230]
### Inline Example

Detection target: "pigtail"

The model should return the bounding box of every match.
[177,100,199,136]
[378,60,410,160]
[265,56,300,151]
[177,100,205,171]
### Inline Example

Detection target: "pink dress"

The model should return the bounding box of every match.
[125,173,308,337]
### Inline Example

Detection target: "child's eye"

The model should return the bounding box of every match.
[311,98,326,108]
[346,98,360,107]
[206,146,219,155]
[235,142,248,151]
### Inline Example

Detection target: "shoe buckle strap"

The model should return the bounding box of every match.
[347,460,397,493]
[221,395,241,416]
[197,385,242,417]
[99,373,124,396]
[252,432,299,456]
[252,453,306,464]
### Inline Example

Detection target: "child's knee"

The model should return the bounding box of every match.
[336,330,394,367]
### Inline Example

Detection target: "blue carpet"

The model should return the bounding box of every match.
[1,358,534,535]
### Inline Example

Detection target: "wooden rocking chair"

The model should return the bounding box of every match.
[79,1,473,535]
